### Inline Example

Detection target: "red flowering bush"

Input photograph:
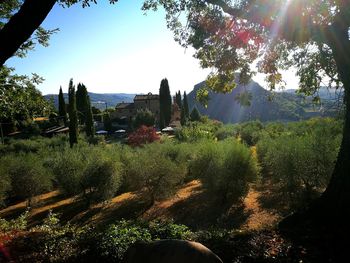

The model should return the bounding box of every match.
[128,126,160,147]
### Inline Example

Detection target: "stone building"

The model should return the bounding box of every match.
[112,102,135,119]
[134,93,160,119]
[111,93,160,121]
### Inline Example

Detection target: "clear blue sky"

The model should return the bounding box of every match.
[6,0,298,95]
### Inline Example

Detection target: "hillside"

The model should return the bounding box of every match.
[188,80,340,123]
[45,92,135,110]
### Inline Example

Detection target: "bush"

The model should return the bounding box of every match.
[238,121,264,146]
[175,124,215,142]
[257,132,340,207]
[93,220,152,262]
[0,173,11,207]
[132,109,155,129]
[189,139,258,202]
[82,157,123,204]
[0,154,52,206]
[215,124,239,140]
[49,145,123,204]
[48,147,86,196]
[122,143,187,203]
[87,220,193,262]
[128,125,160,147]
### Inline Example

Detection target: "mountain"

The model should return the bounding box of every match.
[284,86,343,101]
[187,79,339,123]
[45,92,135,110]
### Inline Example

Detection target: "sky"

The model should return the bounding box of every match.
[6,0,298,95]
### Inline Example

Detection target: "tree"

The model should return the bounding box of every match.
[85,95,95,137]
[183,91,189,119]
[76,83,88,124]
[103,112,112,132]
[133,109,155,129]
[180,105,186,126]
[159,78,172,126]
[175,90,182,108]
[190,106,201,122]
[2,154,52,207]
[58,86,67,125]
[0,66,53,134]
[143,0,350,230]
[0,0,119,67]
[68,78,78,147]
[159,111,165,129]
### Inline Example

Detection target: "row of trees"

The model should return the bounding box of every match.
[59,79,94,147]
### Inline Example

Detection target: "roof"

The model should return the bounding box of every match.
[33,117,49,122]
[134,93,159,101]
[115,102,134,110]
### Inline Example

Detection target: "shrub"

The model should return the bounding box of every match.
[190,107,201,121]
[94,220,152,262]
[48,145,123,204]
[189,139,258,202]
[132,109,155,129]
[1,154,52,206]
[122,144,186,203]
[82,158,123,205]
[175,124,215,142]
[48,147,86,196]
[215,124,239,140]
[257,132,340,207]
[87,220,193,262]
[128,125,160,147]
[0,173,11,207]
[238,121,264,146]
[0,210,28,233]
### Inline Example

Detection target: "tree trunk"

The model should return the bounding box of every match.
[0,0,56,66]
[318,26,350,225]
[280,24,350,232]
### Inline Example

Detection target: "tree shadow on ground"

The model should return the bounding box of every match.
[0,191,67,222]
[87,190,153,227]
[255,183,293,217]
[165,189,252,230]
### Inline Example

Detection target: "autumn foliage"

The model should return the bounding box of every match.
[128,126,160,147]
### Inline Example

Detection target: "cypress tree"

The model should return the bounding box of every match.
[176,90,182,108]
[159,111,165,129]
[68,79,78,148]
[180,105,186,126]
[159,78,172,126]
[85,95,95,137]
[58,86,67,125]
[190,106,201,122]
[76,83,88,124]
[183,91,189,119]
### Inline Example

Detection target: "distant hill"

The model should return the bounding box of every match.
[187,79,340,123]
[45,92,135,110]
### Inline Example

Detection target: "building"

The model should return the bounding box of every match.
[111,92,181,128]
[112,102,135,119]
[111,93,160,121]
[134,93,160,119]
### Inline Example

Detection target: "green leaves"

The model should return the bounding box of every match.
[0,66,53,121]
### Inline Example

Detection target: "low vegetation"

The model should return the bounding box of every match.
[0,117,343,262]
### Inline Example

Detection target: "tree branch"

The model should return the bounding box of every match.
[205,0,243,17]
[0,0,57,66]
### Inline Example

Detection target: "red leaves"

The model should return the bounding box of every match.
[127,125,160,147]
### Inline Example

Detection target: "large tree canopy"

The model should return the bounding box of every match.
[143,0,348,96]
[142,0,350,228]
